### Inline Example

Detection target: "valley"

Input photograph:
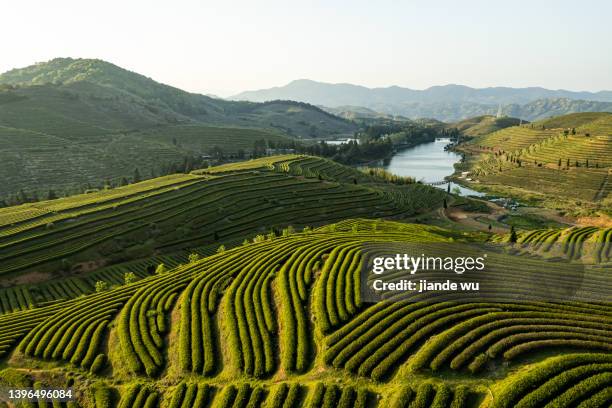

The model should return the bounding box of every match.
[0,59,610,408]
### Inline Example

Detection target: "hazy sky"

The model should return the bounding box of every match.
[3,0,611,96]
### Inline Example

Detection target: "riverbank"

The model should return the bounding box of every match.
[378,140,582,231]
[374,140,484,197]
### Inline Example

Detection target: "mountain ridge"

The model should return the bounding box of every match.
[0,58,357,138]
[233,78,612,104]
[231,79,612,121]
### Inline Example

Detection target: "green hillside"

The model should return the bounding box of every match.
[0,58,356,201]
[456,112,612,212]
[452,115,523,137]
[0,58,356,136]
[0,155,444,281]
[0,217,609,408]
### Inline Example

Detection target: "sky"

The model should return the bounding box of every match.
[2,0,611,97]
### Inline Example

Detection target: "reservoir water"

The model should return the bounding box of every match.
[383,139,485,197]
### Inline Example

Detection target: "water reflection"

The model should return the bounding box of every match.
[381,141,484,197]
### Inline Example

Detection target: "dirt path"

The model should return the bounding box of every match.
[438,200,510,234]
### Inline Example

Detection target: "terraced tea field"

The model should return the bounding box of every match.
[456,112,612,210]
[0,123,296,201]
[0,218,610,408]
[0,155,444,281]
[516,225,611,262]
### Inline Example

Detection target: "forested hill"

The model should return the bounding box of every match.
[0,58,356,138]
[0,58,356,202]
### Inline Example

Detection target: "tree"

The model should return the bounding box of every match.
[17,189,28,204]
[217,245,226,253]
[95,281,109,292]
[188,253,201,263]
[282,226,295,237]
[124,272,136,285]
[155,263,167,274]
[509,226,517,243]
[133,168,142,183]
[47,189,58,200]
[253,235,265,243]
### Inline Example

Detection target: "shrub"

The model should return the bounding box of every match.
[124,272,136,285]
[95,281,109,292]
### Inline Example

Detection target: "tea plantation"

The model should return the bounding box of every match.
[0,217,610,407]
[0,157,610,408]
[457,112,612,211]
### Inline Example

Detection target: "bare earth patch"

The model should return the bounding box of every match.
[576,214,612,228]
[8,270,53,286]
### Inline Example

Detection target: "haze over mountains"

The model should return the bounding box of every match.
[232,79,612,122]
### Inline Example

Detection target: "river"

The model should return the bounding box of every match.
[382,139,485,197]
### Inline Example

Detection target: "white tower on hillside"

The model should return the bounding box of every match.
[496,104,504,118]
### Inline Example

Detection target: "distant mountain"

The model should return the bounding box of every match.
[231,79,612,121]
[502,98,612,121]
